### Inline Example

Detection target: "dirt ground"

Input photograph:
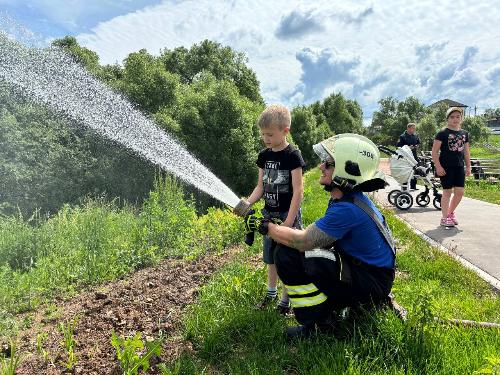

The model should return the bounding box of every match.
[8,246,257,374]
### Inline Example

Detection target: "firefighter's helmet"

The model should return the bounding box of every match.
[313,133,386,192]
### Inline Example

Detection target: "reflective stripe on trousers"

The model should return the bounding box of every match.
[285,282,328,308]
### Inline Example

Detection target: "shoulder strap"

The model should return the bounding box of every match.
[340,194,396,257]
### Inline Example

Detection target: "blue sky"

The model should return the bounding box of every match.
[2,0,500,122]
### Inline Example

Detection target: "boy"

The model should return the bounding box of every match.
[432,107,471,227]
[238,104,305,314]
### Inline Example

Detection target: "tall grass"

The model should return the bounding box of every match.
[0,175,241,336]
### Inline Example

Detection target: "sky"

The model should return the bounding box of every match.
[2,0,500,123]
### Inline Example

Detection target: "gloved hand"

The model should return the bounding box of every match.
[245,213,264,234]
[245,214,281,235]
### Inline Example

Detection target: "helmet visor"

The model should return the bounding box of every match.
[313,142,332,163]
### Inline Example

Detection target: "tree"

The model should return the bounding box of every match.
[416,113,439,151]
[291,106,330,169]
[120,49,179,113]
[161,73,263,196]
[52,36,101,74]
[160,40,263,103]
[370,96,427,146]
[462,116,490,144]
[321,93,364,135]
[0,86,156,216]
[483,108,500,118]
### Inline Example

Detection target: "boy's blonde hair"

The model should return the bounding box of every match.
[258,104,291,130]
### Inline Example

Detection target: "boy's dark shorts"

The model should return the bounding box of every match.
[262,209,302,265]
[439,166,465,189]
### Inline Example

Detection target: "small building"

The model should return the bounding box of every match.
[486,116,500,134]
[429,99,469,113]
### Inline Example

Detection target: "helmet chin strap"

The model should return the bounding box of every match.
[324,176,354,193]
[323,182,334,192]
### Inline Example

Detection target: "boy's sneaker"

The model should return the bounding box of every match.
[448,212,458,225]
[276,302,292,316]
[255,294,277,309]
[440,217,455,227]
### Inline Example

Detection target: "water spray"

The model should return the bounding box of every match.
[0,23,240,208]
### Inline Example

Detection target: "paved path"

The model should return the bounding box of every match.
[374,159,500,289]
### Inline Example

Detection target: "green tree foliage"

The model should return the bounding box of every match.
[462,116,490,144]
[369,96,426,146]
[430,102,449,126]
[160,73,263,195]
[483,108,500,118]
[2,36,266,215]
[321,92,364,135]
[120,49,179,113]
[290,106,330,169]
[416,113,439,151]
[160,40,263,104]
[52,36,101,74]
[288,92,364,169]
[0,87,155,216]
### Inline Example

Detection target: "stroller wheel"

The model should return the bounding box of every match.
[395,192,413,210]
[433,195,441,210]
[387,189,401,205]
[416,192,430,207]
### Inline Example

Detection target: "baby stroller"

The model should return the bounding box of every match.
[378,145,442,210]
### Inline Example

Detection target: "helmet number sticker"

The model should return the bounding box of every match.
[360,150,374,159]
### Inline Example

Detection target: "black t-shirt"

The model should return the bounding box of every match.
[256,144,305,212]
[434,128,470,167]
[397,131,421,158]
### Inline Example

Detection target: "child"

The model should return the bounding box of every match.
[240,104,305,314]
[432,107,471,227]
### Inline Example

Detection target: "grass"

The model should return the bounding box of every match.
[159,168,500,374]
[0,176,241,338]
[1,168,499,374]
[465,178,500,205]
[469,134,500,159]
[467,134,499,205]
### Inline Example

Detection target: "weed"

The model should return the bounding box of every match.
[0,340,24,375]
[58,317,78,370]
[111,331,163,375]
[36,332,50,363]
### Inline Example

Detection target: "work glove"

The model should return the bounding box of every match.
[245,213,265,234]
[245,214,281,235]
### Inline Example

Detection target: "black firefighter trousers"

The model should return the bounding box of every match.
[275,244,395,326]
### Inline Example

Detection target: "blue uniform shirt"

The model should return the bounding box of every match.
[315,192,394,269]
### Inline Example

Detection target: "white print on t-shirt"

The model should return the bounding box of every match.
[447,133,466,152]
[263,161,290,208]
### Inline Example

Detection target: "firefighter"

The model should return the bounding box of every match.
[245,134,396,339]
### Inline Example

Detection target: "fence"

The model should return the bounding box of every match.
[420,152,499,182]
[471,159,500,182]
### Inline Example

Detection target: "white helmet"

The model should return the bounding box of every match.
[313,133,387,192]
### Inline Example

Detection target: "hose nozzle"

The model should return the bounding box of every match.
[233,198,252,217]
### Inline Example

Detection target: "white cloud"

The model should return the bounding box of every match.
[56,0,499,119]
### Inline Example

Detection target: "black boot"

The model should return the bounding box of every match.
[316,316,337,334]
[285,324,315,340]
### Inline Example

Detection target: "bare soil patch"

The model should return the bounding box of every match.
[11,246,259,374]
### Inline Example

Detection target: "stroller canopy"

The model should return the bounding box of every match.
[390,145,418,184]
